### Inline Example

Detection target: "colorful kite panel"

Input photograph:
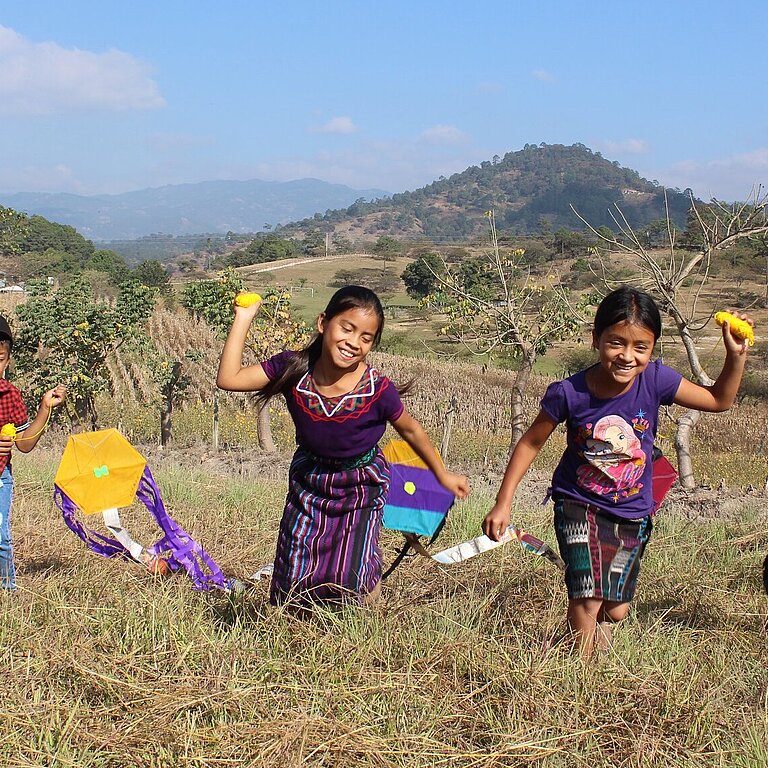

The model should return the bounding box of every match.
[382,440,454,538]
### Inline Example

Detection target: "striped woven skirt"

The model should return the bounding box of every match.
[270,446,390,607]
[553,496,653,603]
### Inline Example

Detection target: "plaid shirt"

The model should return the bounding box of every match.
[0,379,29,474]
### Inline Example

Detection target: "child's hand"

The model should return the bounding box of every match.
[0,434,12,456]
[42,384,67,409]
[439,471,469,499]
[233,293,262,321]
[719,310,754,354]
[483,502,511,542]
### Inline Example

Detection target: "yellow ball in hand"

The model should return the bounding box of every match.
[1,423,17,438]
[714,311,755,346]
[235,292,262,308]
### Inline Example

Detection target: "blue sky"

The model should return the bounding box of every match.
[1,1,766,201]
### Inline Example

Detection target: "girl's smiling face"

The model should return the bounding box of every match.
[592,320,656,392]
[318,306,380,371]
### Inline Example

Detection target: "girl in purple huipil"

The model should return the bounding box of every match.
[483,287,753,659]
[218,285,468,608]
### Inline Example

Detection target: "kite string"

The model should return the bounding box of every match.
[8,404,54,444]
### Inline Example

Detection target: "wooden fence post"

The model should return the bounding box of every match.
[212,388,220,452]
[440,396,456,460]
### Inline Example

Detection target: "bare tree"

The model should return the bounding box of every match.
[574,187,768,487]
[427,211,584,451]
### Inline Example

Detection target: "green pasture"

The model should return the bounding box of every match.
[236,254,415,324]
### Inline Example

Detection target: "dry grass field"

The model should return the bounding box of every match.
[2,424,767,767]
[2,253,768,766]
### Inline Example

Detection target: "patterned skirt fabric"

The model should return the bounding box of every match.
[270,447,390,607]
[553,496,653,602]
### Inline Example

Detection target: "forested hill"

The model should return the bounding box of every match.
[284,143,694,240]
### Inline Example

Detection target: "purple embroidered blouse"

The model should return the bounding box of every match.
[261,350,405,459]
[540,360,682,518]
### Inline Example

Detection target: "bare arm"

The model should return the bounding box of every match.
[391,409,469,499]
[483,409,558,540]
[216,301,272,392]
[15,384,67,454]
[673,313,753,413]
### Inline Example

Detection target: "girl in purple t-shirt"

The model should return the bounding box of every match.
[217,285,468,609]
[483,287,753,659]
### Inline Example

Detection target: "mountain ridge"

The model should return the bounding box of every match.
[0,178,389,241]
[2,144,698,244]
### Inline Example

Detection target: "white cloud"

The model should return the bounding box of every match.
[309,116,357,135]
[658,148,768,201]
[419,125,469,145]
[531,69,555,83]
[0,163,87,194]
[0,25,165,115]
[596,138,651,155]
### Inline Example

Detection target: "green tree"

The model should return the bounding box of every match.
[115,280,158,325]
[254,235,300,262]
[13,276,153,429]
[133,260,171,293]
[181,268,244,334]
[0,206,29,255]
[302,229,326,257]
[372,235,401,272]
[85,249,131,285]
[372,235,401,258]
[20,215,95,264]
[331,232,353,253]
[458,257,495,299]
[401,253,444,299]
[181,270,310,451]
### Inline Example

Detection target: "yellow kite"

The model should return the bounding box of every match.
[54,428,147,515]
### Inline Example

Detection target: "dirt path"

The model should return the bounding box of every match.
[240,253,373,274]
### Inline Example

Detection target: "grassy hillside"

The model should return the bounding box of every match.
[2,225,767,765]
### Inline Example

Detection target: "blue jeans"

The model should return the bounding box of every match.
[0,466,16,591]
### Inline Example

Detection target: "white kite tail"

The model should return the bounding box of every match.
[431,528,517,565]
[101,507,146,562]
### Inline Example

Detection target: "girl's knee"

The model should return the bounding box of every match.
[602,600,630,623]
[568,597,603,619]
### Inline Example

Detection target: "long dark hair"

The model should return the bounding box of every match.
[256,285,385,404]
[594,287,662,342]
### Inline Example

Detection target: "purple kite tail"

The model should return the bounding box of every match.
[55,485,132,560]
[134,467,228,592]
[55,466,230,592]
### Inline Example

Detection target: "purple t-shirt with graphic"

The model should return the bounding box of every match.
[261,350,405,459]
[540,360,682,519]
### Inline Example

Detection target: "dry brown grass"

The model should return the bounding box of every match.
[1,437,766,767]
[4,271,767,766]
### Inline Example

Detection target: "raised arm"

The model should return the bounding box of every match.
[673,312,753,413]
[391,409,469,499]
[483,409,558,540]
[216,301,271,392]
[15,384,67,454]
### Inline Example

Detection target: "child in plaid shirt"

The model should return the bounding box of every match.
[0,316,66,591]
